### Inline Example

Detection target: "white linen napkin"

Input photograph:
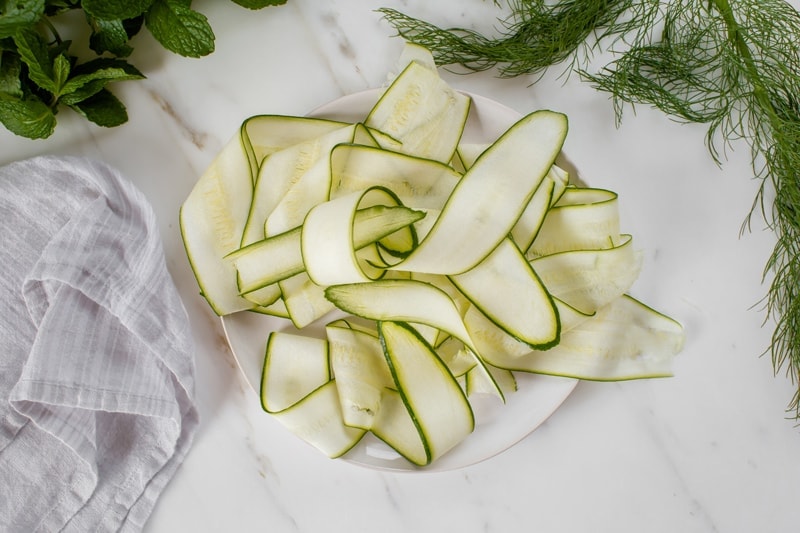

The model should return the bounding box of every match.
[0,156,199,532]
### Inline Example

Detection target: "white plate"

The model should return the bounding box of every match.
[221,89,579,472]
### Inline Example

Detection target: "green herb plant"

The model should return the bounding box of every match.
[380,0,800,419]
[0,0,287,139]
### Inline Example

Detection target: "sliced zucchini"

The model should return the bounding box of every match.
[392,40,438,73]
[229,203,425,295]
[464,297,593,360]
[389,110,568,276]
[248,297,289,318]
[261,332,365,457]
[465,363,517,398]
[181,116,361,316]
[436,336,478,377]
[449,237,560,350]
[369,388,427,466]
[279,272,336,329]
[325,279,505,400]
[231,227,304,294]
[510,175,555,252]
[531,234,643,314]
[529,187,621,257]
[269,381,364,458]
[325,279,476,353]
[302,187,421,287]
[326,320,393,430]
[242,124,357,246]
[329,143,461,209]
[511,165,571,252]
[241,282,282,308]
[261,332,331,412]
[180,134,257,316]
[182,41,686,469]
[366,60,471,164]
[454,142,489,170]
[263,151,333,237]
[241,115,348,185]
[481,294,684,380]
[378,321,474,465]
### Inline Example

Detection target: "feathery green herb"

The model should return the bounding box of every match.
[380,0,800,419]
[0,0,288,139]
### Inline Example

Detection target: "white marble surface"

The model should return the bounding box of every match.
[3,1,800,531]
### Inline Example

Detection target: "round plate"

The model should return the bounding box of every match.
[221,89,578,472]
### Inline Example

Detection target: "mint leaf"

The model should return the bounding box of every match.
[59,58,143,105]
[0,0,45,39]
[0,50,22,95]
[145,0,214,58]
[0,92,56,138]
[122,14,145,38]
[82,0,155,21]
[70,56,144,79]
[89,17,134,57]
[230,0,287,8]
[12,28,55,93]
[68,87,127,127]
[52,52,70,93]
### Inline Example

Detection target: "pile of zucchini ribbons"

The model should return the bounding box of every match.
[180,43,684,467]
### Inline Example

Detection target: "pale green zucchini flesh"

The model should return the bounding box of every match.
[366,60,471,164]
[261,332,365,458]
[378,321,474,465]
[388,110,568,276]
[229,203,424,295]
[180,135,258,316]
[449,238,560,350]
[326,320,393,431]
[478,295,684,380]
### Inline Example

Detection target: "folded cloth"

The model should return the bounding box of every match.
[0,156,199,532]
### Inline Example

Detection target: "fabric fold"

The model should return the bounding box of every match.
[0,155,198,532]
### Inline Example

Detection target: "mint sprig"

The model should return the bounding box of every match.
[0,0,288,139]
[145,0,215,58]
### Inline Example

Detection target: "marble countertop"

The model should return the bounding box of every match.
[3,1,800,531]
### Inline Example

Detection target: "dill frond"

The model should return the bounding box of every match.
[381,0,800,419]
